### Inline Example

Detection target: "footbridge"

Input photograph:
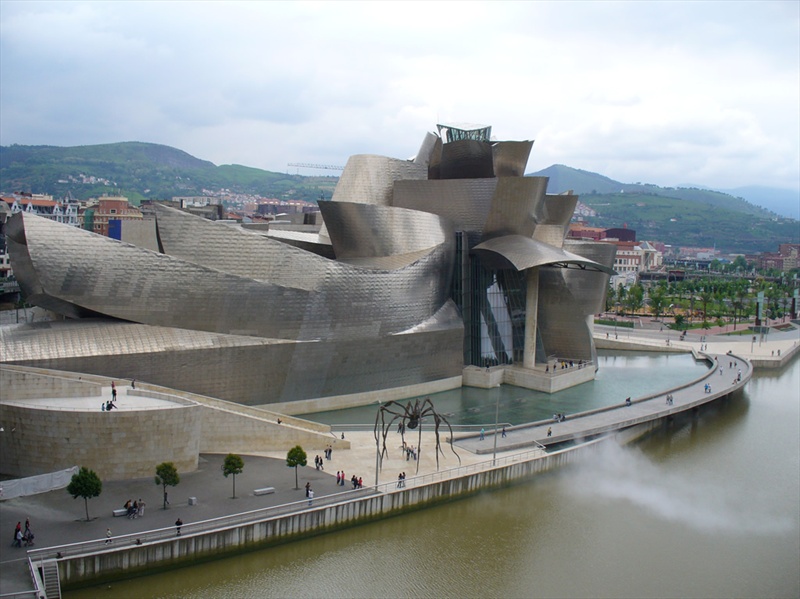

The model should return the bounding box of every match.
[454,351,752,453]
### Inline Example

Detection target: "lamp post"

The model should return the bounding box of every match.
[492,393,500,465]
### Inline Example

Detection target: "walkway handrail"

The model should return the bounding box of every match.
[26,443,553,562]
[331,423,514,433]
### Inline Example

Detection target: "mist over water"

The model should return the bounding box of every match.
[561,441,795,535]
[66,355,800,599]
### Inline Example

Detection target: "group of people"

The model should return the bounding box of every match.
[123,498,145,519]
[12,519,34,548]
[402,442,418,461]
[313,455,325,470]
[665,394,675,405]
[335,471,347,486]
[552,413,566,422]
[704,383,712,394]
[545,359,585,374]
[396,472,407,488]
[100,380,136,410]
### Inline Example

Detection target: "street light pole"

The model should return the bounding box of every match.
[492,394,499,465]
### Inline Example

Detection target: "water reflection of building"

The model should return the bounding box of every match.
[2,123,615,411]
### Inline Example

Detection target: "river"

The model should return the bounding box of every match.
[66,353,800,599]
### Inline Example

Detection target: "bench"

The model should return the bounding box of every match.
[112,508,128,517]
[253,487,275,496]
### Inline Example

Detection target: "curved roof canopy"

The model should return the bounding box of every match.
[472,234,616,274]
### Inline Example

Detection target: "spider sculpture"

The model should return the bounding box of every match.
[374,397,461,475]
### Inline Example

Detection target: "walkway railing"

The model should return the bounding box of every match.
[27,444,549,562]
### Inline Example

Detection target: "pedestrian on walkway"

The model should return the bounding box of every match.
[547,427,552,437]
[105,528,112,544]
[307,489,314,506]
[480,428,485,440]
[175,518,182,536]
[502,426,507,438]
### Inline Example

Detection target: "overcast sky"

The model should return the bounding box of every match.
[1,1,798,192]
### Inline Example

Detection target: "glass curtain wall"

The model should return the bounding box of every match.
[452,233,527,367]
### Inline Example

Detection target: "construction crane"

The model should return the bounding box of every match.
[287,162,345,174]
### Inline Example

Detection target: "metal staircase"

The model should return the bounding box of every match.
[41,559,62,599]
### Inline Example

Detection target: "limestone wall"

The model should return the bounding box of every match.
[0,403,200,480]
[0,367,103,400]
[198,404,348,454]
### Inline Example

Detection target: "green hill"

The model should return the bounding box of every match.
[0,142,336,203]
[528,164,798,253]
[530,164,775,218]
[1,143,796,253]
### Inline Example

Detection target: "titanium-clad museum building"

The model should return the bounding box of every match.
[1,123,615,412]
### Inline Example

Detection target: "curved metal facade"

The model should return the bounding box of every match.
[3,122,615,406]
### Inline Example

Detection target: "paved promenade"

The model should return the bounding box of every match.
[1,323,798,595]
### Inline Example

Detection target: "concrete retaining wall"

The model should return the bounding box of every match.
[462,364,595,393]
[0,403,200,480]
[127,388,348,453]
[55,436,613,589]
[0,367,103,400]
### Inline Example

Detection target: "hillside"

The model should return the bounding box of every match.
[0,142,336,203]
[528,164,798,253]
[530,164,777,218]
[1,143,796,254]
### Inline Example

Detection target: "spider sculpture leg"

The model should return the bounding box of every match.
[418,398,460,471]
[374,402,410,470]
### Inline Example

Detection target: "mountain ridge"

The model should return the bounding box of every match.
[1,142,797,254]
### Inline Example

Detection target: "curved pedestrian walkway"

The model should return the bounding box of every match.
[455,351,751,453]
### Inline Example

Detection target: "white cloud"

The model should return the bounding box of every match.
[1,0,798,191]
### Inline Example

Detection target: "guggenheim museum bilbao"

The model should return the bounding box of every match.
[2,123,615,413]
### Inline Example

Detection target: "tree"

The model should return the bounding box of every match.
[733,255,748,272]
[155,462,180,509]
[699,289,713,322]
[286,445,307,490]
[616,284,627,314]
[625,284,644,316]
[222,454,245,499]
[673,314,686,331]
[649,286,668,321]
[66,466,102,521]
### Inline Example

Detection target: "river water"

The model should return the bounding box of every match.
[66,353,800,599]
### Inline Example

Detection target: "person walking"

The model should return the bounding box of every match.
[307,489,314,506]
[105,528,112,544]
[175,518,183,536]
[479,428,485,441]
[13,522,22,548]
[547,427,552,437]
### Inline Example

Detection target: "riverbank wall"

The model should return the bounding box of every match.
[46,427,650,590]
